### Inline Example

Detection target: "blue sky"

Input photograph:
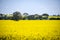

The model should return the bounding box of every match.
[0,0,60,15]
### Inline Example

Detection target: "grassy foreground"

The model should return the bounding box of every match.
[0,20,60,40]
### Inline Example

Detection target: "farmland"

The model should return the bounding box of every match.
[0,20,60,40]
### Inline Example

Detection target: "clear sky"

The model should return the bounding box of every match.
[0,0,60,15]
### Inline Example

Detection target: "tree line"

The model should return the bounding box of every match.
[0,11,60,21]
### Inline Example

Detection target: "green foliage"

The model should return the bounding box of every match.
[0,12,60,20]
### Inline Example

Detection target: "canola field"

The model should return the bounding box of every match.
[0,20,60,40]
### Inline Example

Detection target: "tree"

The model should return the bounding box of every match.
[49,18,57,20]
[0,13,3,20]
[39,15,42,20]
[42,13,49,20]
[4,15,7,20]
[23,13,29,20]
[13,11,22,21]
[53,15,56,16]
[34,14,39,20]
[28,15,35,20]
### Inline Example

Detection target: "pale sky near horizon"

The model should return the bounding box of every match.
[0,0,60,15]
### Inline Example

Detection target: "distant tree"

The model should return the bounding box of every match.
[53,15,56,16]
[42,13,49,16]
[23,13,29,20]
[0,13,3,20]
[13,11,22,21]
[57,15,60,16]
[28,15,35,20]
[49,18,57,20]
[42,13,49,20]
[49,14,60,20]
[56,18,60,20]
[34,14,39,20]
[56,14,60,20]
[4,15,7,20]
[39,15,42,20]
